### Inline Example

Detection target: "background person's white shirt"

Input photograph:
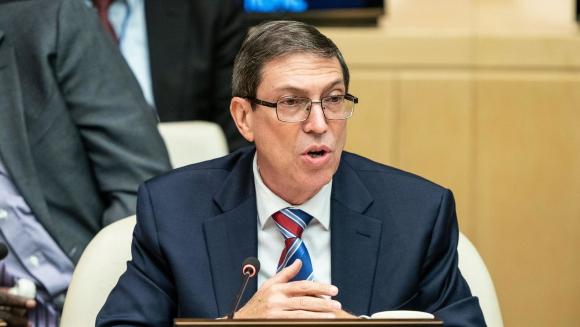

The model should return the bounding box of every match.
[253,154,332,289]
[109,0,155,107]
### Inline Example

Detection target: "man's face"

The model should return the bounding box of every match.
[249,53,348,204]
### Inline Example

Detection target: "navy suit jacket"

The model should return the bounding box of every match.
[97,147,486,326]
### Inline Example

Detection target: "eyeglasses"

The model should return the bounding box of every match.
[245,94,358,123]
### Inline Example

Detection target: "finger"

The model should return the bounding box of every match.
[0,309,30,327]
[284,296,342,312]
[269,259,302,285]
[0,292,35,309]
[285,280,339,297]
[12,307,27,316]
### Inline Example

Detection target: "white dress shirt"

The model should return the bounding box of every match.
[108,0,155,107]
[253,154,332,289]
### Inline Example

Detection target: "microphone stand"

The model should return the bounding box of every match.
[227,270,252,319]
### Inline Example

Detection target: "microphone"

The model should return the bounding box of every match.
[227,257,260,319]
[0,243,8,260]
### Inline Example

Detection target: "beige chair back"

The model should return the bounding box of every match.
[158,121,229,168]
[458,232,504,326]
[60,216,136,327]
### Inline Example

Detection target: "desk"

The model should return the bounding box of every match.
[174,319,442,326]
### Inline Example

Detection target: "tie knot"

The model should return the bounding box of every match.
[272,208,313,239]
[92,0,115,12]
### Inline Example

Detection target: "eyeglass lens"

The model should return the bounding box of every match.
[276,95,354,122]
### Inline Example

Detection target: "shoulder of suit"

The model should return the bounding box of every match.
[144,146,254,184]
[0,0,60,56]
[0,0,66,11]
[0,0,75,37]
[340,151,446,191]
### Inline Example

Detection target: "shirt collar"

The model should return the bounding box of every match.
[253,153,331,231]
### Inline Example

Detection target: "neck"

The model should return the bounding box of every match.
[263,178,320,206]
[256,167,321,206]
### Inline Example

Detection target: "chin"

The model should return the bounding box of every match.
[301,170,334,190]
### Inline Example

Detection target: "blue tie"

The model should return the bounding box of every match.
[272,208,314,282]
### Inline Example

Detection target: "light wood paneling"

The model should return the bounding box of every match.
[397,72,474,235]
[381,0,577,33]
[475,73,580,327]
[475,35,580,68]
[474,0,577,32]
[320,1,580,324]
[344,71,397,166]
[325,30,580,326]
[323,29,472,68]
[382,0,473,30]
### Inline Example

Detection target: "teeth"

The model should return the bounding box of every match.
[308,151,324,158]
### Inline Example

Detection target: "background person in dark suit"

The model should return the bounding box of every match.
[97,20,486,326]
[94,0,250,151]
[0,0,171,324]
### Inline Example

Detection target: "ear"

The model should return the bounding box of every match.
[230,97,255,142]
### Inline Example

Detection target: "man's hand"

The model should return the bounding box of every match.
[0,288,36,327]
[234,260,351,319]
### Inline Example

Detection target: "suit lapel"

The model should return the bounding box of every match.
[330,158,382,316]
[203,150,258,317]
[0,44,52,228]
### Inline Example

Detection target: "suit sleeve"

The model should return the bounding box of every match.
[210,0,251,152]
[419,189,487,326]
[54,0,172,226]
[96,183,177,327]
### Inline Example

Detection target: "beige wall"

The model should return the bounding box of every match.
[321,1,580,326]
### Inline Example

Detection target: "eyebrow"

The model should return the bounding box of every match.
[273,79,345,96]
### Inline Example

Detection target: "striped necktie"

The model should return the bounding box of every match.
[272,208,314,282]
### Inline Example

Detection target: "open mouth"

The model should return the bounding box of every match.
[308,150,326,158]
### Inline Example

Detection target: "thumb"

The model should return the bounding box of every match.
[271,259,302,284]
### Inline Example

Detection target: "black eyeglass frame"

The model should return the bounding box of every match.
[244,94,358,123]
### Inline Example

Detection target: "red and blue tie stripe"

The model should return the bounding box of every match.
[272,208,314,282]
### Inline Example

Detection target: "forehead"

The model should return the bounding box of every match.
[257,53,344,96]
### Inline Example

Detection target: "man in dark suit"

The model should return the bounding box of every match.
[0,0,171,324]
[93,0,249,151]
[97,20,486,326]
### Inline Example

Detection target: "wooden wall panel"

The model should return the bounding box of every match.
[382,0,472,30]
[344,71,397,167]
[381,0,577,33]
[324,29,472,68]
[322,6,580,323]
[397,72,474,236]
[475,36,580,68]
[475,73,580,327]
[473,0,577,32]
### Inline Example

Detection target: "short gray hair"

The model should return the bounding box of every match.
[232,20,350,100]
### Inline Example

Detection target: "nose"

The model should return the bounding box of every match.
[303,101,328,134]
